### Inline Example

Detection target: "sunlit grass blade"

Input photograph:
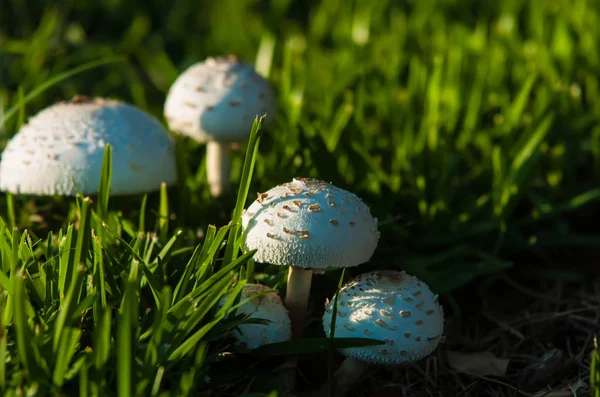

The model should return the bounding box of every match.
[53,327,82,386]
[223,116,265,265]
[53,264,85,351]
[592,336,600,397]
[12,269,38,378]
[5,194,16,230]
[117,260,140,397]
[145,286,172,367]
[178,342,208,397]
[168,279,245,361]
[58,225,76,296]
[97,145,112,223]
[0,292,6,388]
[158,182,169,243]
[139,194,148,232]
[93,306,112,371]
[0,56,125,128]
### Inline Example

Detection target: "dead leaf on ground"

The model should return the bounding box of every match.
[446,350,510,377]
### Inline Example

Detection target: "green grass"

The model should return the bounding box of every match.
[1,0,600,395]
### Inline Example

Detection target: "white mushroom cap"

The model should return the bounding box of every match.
[219,283,292,350]
[164,55,277,143]
[241,178,379,270]
[0,96,177,196]
[322,270,444,366]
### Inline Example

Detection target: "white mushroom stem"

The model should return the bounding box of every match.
[206,141,232,197]
[285,267,313,338]
[278,267,313,391]
[316,358,369,397]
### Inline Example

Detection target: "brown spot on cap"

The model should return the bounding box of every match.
[257,192,269,203]
[308,204,321,212]
[329,219,339,226]
[70,95,93,104]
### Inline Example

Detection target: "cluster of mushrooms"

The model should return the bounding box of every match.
[0,55,444,396]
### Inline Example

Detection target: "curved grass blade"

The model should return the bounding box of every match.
[0,56,125,128]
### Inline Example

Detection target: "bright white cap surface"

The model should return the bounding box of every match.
[164,55,276,143]
[241,178,379,270]
[0,96,177,196]
[219,283,292,350]
[322,270,444,365]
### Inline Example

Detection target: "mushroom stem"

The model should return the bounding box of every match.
[206,141,232,197]
[278,267,313,391]
[316,358,369,397]
[285,267,313,338]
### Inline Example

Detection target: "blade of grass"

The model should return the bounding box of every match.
[96,145,112,225]
[158,182,169,243]
[117,260,140,397]
[223,116,265,265]
[0,56,125,128]
[5,194,15,230]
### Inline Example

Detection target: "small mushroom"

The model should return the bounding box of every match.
[241,177,380,339]
[164,55,276,197]
[0,96,177,196]
[321,270,445,397]
[217,283,292,350]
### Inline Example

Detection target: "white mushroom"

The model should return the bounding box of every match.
[218,283,292,350]
[0,96,177,196]
[164,55,276,197]
[321,270,444,396]
[241,177,380,339]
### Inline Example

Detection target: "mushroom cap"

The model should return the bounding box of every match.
[241,177,379,270]
[163,55,276,143]
[322,270,444,366]
[0,96,177,196]
[218,283,292,350]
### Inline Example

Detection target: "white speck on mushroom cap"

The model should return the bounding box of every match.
[163,55,277,143]
[0,96,177,196]
[241,177,379,269]
[217,283,292,350]
[322,270,444,366]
